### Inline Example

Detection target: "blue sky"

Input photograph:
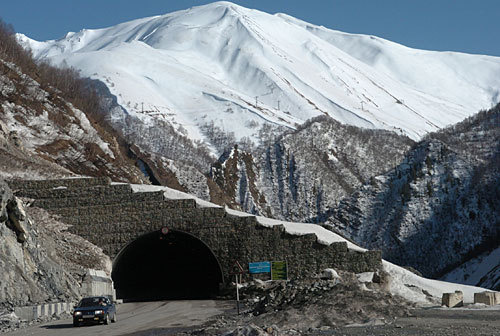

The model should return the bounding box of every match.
[2,0,499,56]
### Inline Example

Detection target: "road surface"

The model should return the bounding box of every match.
[7,300,233,336]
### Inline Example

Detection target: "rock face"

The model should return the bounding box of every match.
[0,179,13,223]
[0,178,111,309]
[211,117,413,221]
[0,56,147,182]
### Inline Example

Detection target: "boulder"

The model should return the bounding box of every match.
[320,268,340,280]
[7,197,28,243]
[0,179,13,222]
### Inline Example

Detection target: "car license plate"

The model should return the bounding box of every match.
[83,315,94,318]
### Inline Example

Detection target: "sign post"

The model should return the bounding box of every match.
[235,274,240,315]
[230,261,245,315]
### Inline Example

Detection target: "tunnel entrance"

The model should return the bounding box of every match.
[112,229,223,302]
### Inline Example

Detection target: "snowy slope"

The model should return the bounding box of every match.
[327,103,500,283]
[18,1,500,145]
[442,247,500,290]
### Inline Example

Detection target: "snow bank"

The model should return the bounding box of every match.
[130,183,218,208]
[225,207,365,251]
[383,261,490,304]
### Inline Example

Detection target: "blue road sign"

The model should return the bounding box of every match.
[249,261,271,274]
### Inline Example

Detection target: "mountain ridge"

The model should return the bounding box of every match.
[17,1,500,150]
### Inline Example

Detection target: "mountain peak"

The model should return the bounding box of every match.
[20,3,500,147]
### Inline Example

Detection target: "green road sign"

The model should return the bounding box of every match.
[271,261,288,280]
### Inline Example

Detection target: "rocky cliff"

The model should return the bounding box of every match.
[211,116,414,221]
[0,179,111,310]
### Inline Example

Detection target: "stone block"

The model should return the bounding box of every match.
[40,304,47,316]
[14,306,33,321]
[442,291,463,307]
[55,303,62,315]
[33,305,41,319]
[48,303,55,316]
[474,291,497,305]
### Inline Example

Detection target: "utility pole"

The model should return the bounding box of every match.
[255,96,258,107]
[141,102,144,113]
[277,100,280,110]
[361,101,364,111]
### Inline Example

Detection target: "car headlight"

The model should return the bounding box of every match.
[94,310,104,315]
[74,311,82,316]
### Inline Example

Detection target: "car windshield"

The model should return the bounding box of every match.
[78,297,105,307]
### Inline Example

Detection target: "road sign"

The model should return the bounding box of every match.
[160,227,169,235]
[230,260,245,275]
[249,261,271,274]
[271,261,288,280]
[230,261,245,315]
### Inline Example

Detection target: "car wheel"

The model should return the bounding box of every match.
[104,313,109,325]
[73,321,79,327]
[111,313,117,323]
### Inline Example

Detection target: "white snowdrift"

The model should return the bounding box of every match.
[383,261,488,304]
[130,182,494,305]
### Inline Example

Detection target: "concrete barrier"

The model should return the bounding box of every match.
[82,269,116,300]
[442,291,463,307]
[474,291,499,305]
[13,301,73,321]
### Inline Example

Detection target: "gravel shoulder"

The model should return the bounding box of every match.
[329,307,500,336]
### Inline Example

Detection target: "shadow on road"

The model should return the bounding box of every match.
[41,323,74,329]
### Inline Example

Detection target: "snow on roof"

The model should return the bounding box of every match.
[225,206,365,251]
[130,183,219,208]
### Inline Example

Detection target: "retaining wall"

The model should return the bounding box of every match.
[8,178,382,283]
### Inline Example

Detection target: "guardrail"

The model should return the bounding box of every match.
[13,302,74,321]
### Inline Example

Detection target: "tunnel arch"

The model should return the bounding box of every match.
[111,229,224,302]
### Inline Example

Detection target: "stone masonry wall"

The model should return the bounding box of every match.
[8,178,382,283]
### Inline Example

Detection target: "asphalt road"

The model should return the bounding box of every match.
[7,300,233,336]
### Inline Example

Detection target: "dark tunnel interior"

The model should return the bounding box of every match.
[112,230,223,302]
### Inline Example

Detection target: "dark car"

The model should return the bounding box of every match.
[73,296,117,327]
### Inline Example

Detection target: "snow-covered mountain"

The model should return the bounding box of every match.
[327,103,500,285]
[210,116,414,221]
[18,1,500,148]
